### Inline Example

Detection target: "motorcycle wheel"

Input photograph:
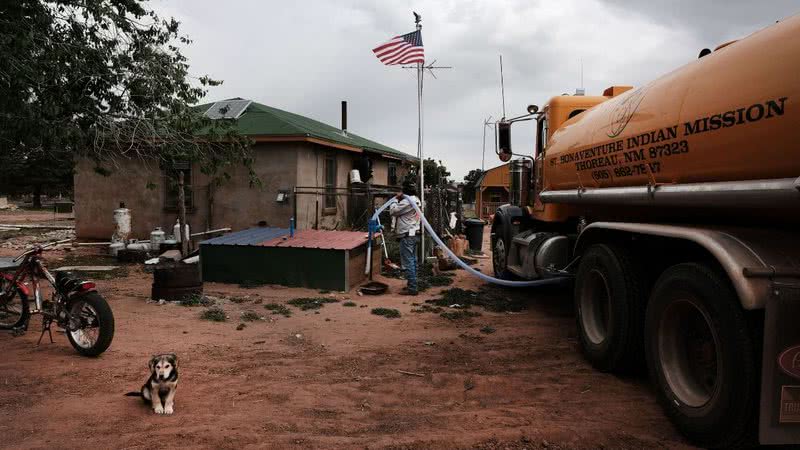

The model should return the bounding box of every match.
[0,281,29,330]
[66,292,114,357]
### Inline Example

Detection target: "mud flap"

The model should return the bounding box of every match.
[759,281,800,444]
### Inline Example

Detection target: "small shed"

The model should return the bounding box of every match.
[200,228,378,291]
[475,163,510,220]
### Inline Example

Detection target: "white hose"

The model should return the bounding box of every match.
[371,196,570,288]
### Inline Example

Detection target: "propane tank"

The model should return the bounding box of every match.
[150,227,166,251]
[173,219,190,243]
[112,202,130,243]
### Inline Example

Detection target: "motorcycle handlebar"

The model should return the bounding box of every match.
[12,238,74,262]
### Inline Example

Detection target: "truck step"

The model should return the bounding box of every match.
[507,264,525,277]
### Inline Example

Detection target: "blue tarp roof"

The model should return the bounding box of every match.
[200,227,289,246]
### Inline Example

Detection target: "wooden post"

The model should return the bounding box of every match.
[178,170,189,256]
[206,182,215,231]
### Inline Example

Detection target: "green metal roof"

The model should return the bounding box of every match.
[197,98,413,161]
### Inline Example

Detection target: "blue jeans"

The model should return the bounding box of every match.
[399,235,419,292]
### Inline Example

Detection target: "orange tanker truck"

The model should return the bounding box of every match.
[491,15,800,447]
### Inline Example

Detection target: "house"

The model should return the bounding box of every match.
[474,162,510,220]
[74,98,414,239]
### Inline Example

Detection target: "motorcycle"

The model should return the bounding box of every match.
[0,239,114,356]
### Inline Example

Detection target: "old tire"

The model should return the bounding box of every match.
[66,292,115,357]
[645,263,758,448]
[574,243,645,372]
[153,264,201,288]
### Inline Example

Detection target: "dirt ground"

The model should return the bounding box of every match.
[0,222,693,449]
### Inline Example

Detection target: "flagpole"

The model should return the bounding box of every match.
[415,17,425,261]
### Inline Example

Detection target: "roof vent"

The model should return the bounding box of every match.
[204,99,252,120]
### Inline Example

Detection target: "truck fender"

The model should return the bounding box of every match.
[491,204,525,244]
[574,222,800,310]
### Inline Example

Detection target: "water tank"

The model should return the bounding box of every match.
[112,205,130,243]
[150,227,166,251]
[173,219,190,242]
[510,159,533,207]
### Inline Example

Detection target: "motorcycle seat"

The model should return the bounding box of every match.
[0,258,21,270]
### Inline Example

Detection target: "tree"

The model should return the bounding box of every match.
[411,158,451,188]
[1,1,254,253]
[462,169,483,203]
[0,147,73,207]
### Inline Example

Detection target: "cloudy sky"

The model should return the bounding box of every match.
[153,0,798,179]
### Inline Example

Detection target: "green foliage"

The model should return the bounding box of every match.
[342,301,357,307]
[406,158,451,188]
[462,169,483,203]
[199,307,227,322]
[240,311,261,322]
[0,0,255,195]
[180,294,214,307]
[263,303,292,317]
[287,297,339,310]
[371,308,401,319]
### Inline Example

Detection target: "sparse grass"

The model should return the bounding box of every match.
[229,296,250,304]
[239,280,265,289]
[264,303,292,317]
[180,294,215,307]
[240,311,261,322]
[440,310,481,321]
[480,325,496,334]
[410,304,442,314]
[287,297,339,311]
[371,307,401,319]
[426,287,526,313]
[342,301,357,307]
[199,307,227,322]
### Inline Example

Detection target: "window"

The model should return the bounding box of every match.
[536,115,549,157]
[388,162,398,186]
[164,161,193,211]
[324,153,337,211]
[568,109,586,119]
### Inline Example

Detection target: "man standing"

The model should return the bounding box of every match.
[390,180,421,295]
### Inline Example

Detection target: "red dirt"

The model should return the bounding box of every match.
[0,229,693,449]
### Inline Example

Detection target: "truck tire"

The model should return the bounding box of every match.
[574,243,645,372]
[645,263,758,448]
[491,234,514,279]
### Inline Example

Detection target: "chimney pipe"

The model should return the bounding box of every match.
[341,101,348,134]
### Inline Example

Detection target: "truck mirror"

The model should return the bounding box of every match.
[498,121,512,161]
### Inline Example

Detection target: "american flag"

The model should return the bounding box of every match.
[372,30,425,65]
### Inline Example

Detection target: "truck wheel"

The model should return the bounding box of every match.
[574,244,644,372]
[492,235,512,279]
[645,263,758,448]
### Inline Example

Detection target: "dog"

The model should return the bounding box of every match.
[125,353,179,415]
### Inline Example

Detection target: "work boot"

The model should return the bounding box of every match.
[399,288,418,296]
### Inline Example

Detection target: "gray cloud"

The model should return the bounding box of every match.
[153,0,799,179]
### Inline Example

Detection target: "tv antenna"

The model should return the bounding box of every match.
[481,116,493,171]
